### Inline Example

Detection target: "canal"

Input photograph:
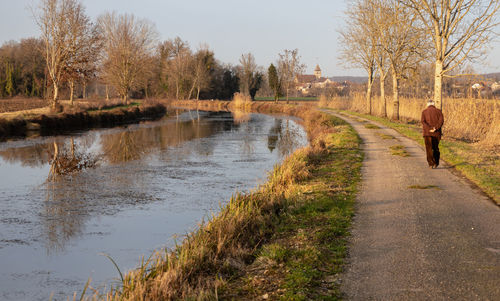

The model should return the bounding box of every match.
[0,110,307,300]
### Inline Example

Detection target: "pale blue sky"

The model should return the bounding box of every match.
[1,0,499,76]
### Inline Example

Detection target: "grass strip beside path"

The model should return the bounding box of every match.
[336,110,499,205]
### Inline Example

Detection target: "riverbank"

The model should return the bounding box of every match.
[94,100,362,300]
[0,100,167,140]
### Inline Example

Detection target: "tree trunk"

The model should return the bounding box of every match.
[106,85,109,101]
[52,81,59,108]
[122,89,128,105]
[83,82,87,99]
[366,74,373,115]
[196,86,200,100]
[70,138,75,158]
[69,80,74,106]
[391,69,399,120]
[188,78,197,100]
[380,72,387,117]
[43,70,47,100]
[434,60,443,110]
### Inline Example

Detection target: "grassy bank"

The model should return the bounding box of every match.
[0,101,167,140]
[334,109,499,205]
[93,100,362,300]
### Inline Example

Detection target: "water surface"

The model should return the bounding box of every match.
[0,110,307,300]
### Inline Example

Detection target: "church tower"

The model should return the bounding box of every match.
[314,65,321,79]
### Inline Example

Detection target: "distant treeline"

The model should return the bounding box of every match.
[0,0,308,107]
[0,36,240,101]
[0,38,46,98]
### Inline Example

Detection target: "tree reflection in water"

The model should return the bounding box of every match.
[43,180,87,253]
[101,131,143,164]
[276,119,303,157]
[0,142,52,168]
[44,137,100,252]
[267,118,303,157]
[0,111,305,253]
[48,138,100,181]
[267,119,282,152]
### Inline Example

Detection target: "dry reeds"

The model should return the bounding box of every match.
[317,94,329,108]
[231,93,252,111]
[324,94,499,145]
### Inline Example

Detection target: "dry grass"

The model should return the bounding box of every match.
[324,94,499,145]
[89,101,343,300]
[231,93,253,111]
[317,94,329,108]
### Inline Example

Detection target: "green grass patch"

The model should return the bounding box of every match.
[408,185,441,190]
[390,144,410,157]
[87,102,141,112]
[364,123,381,129]
[336,109,499,204]
[376,132,396,140]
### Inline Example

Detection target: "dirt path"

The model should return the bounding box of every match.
[327,111,500,300]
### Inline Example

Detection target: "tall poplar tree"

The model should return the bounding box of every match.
[268,63,280,102]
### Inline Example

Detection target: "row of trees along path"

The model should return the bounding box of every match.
[339,0,500,120]
[325,111,500,300]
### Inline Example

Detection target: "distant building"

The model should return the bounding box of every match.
[294,65,335,95]
[314,64,322,79]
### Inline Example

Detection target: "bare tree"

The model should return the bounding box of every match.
[189,45,214,100]
[277,49,305,102]
[34,0,89,108]
[371,1,390,117]
[98,12,157,104]
[402,0,500,109]
[238,53,263,100]
[238,53,258,97]
[374,0,427,119]
[65,21,101,105]
[160,37,193,100]
[339,0,378,114]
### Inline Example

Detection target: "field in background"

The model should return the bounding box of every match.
[0,97,48,113]
[322,94,499,146]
